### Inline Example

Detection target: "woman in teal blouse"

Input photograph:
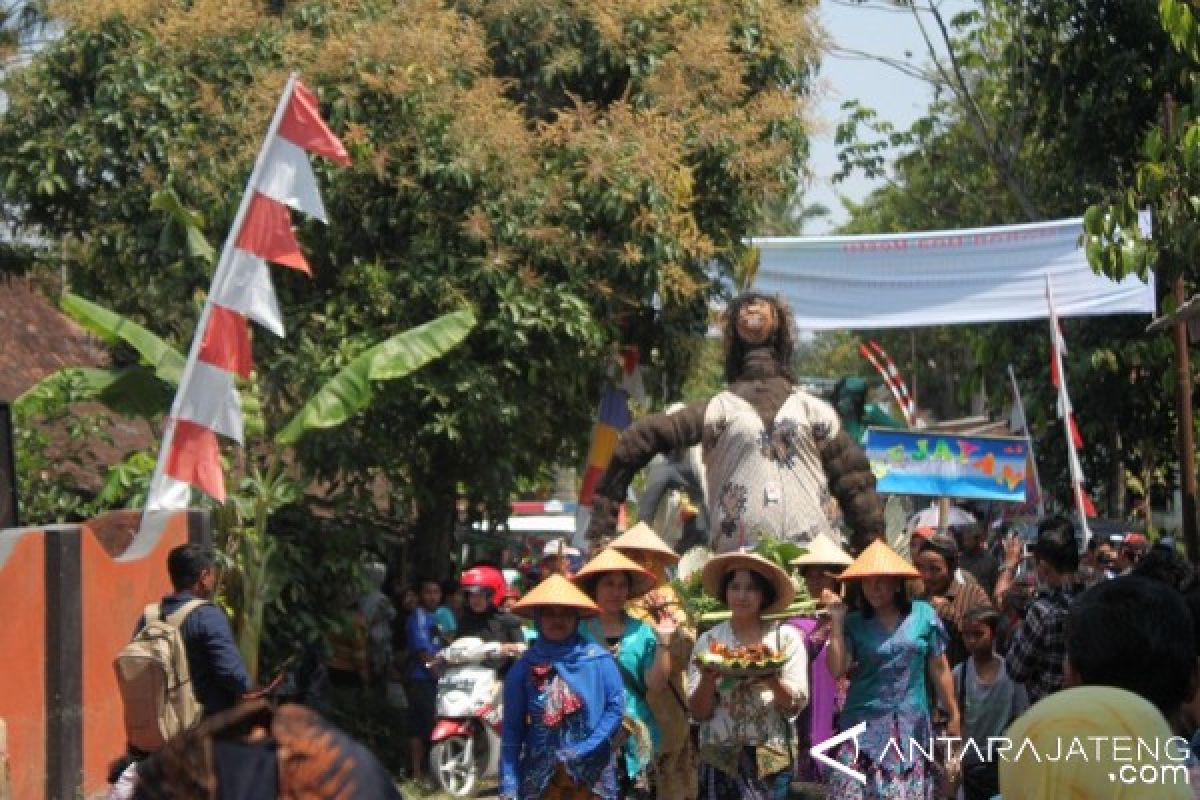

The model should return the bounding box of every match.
[822,540,960,800]
[575,547,677,798]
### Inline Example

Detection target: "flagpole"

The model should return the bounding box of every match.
[143,72,300,516]
[1008,364,1045,518]
[1045,275,1092,545]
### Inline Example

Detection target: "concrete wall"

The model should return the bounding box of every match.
[0,509,207,800]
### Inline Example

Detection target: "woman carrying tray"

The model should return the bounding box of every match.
[688,551,809,800]
[822,540,959,800]
[575,547,676,798]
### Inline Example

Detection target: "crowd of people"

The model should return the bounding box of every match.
[105,511,1200,800]
[488,515,1200,800]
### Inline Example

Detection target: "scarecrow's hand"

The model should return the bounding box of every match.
[585,496,619,542]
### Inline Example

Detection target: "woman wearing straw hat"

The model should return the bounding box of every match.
[612,523,699,800]
[575,547,676,798]
[501,575,625,800]
[786,532,852,786]
[822,540,960,800]
[688,552,809,800]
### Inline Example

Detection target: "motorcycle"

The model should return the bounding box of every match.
[429,636,521,797]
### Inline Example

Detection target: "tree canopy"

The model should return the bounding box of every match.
[836,0,1182,520]
[0,0,821,574]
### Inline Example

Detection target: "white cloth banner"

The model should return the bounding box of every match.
[751,218,1155,330]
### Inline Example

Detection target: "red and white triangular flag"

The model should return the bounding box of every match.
[176,361,244,444]
[144,74,349,516]
[198,305,254,379]
[164,419,226,504]
[236,193,311,275]
[256,137,328,222]
[278,81,351,166]
[211,251,285,338]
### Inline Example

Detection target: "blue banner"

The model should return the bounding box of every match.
[864,428,1030,502]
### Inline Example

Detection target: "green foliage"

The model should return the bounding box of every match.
[837,0,1182,516]
[1,0,820,682]
[275,309,477,444]
[10,360,138,521]
[60,292,186,386]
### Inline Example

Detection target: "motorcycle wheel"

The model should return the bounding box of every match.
[430,733,479,797]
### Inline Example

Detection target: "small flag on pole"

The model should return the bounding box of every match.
[144,75,349,513]
[1046,277,1096,532]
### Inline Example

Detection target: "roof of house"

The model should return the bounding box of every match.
[0,277,110,403]
[0,277,156,494]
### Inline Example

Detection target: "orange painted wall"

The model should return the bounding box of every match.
[0,530,47,800]
[80,512,188,796]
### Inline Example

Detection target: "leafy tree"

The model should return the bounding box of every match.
[0,0,820,579]
[836,0,1181,518]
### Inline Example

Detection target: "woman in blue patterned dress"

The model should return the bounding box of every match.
[501,575,625,800]
[822,540,960,800]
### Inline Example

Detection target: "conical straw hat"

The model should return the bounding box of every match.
[512,574,601,619]
[701,551,796,615]
[790,533,853,568]
[838,539,919,581]
[609,521,680,565]
[574,548,659,599]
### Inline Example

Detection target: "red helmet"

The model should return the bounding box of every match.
[460,566,507,605]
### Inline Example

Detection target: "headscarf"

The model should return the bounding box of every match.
[530,611,616,734]
[998,686,1191,800]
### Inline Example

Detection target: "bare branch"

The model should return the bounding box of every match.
[827,46,946,84]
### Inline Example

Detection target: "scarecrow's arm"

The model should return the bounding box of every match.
[819,430,884,553]
[586,401,706,543]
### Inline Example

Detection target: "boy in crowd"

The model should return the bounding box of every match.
[404,578,444,786]
[954,607,1028,800]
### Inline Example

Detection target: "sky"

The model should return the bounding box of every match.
[805,0,972,234]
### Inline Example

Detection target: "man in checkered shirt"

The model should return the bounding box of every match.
[1003,516,1081,705]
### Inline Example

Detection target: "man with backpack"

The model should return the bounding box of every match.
[115,545,250,751]
[109,545,251,799]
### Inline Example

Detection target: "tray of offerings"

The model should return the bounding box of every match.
[695,641,788,677]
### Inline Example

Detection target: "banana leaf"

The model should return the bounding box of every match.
[151,188,216,264]
[14,365,173,418]
[60,293,186,386]
[275,309,476,445]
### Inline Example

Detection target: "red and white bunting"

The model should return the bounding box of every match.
[1046,277,1097,531]
[858,341,916,427]
[144,75,349,513]
[211,251,285,337]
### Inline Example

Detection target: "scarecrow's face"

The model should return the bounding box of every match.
[735,298,777,345]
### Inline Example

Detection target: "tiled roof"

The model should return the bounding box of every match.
[0,277,110,403]
[0,277,156,492]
